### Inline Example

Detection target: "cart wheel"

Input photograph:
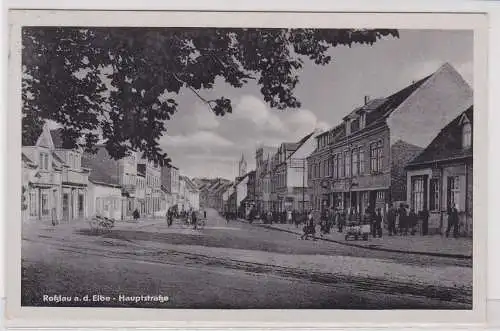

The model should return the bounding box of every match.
[363,234,368,241]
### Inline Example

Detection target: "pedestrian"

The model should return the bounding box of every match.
[408,208,418,235]
[420,208,430,236]
[133,208,140,221]
[387,204,397,236]
[287,209,293,225]
[446,203,460,238]
[374,208,383,238]
[203,210,207,219]
[398,203,408,235]
[191,210,198,230]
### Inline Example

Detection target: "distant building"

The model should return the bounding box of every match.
[161,164,180,211]
[306,63,472,220]
[406,106,473,236]
[239,153,247,177]
[255,145,277,214]
[136,166,146,216]
[138,158,162,216]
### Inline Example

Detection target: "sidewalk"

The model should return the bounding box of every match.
[250,221,472,259]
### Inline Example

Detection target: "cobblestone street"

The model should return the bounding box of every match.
[22,209,472,309]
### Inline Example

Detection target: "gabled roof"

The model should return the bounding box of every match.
[22,153,37,168]
[81,147,121,187]
[50,128,65,149]
[287,131,315,161]
[406,106,473,167]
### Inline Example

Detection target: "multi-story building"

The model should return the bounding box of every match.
[50,128,91,223]
[22,125,65,223]
[138,158,162,216]
[82,146,139,220]
[22,125,91,224]
[136,166,146,216]
[307,63,473,219]
[270,132,316,213]
[261,154,274,214]
[406,106,473,236]
[246,170,256,209]
[161,164,180,211]
[255,146,277,214]
[182,176,200,211]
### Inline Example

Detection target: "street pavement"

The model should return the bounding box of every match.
[21,208,472,309]
[252,220,472,258]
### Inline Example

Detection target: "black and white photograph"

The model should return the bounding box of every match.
[7,9,488,324]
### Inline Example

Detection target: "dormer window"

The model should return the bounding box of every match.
[345,119,351,136]
[462,121,472,149]
[360,112,367,130]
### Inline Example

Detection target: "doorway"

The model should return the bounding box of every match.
[62,193,69,222]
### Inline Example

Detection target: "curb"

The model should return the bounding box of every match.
[251,222,472,260]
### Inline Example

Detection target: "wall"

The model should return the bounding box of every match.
[236,176,248,207]
[391,140,424,202]
[88,182,123,220]
[387,63,473,148]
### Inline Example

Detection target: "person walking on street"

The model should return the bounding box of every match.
[203,210,207,219]
[387,204,397,236]
[446,203,460,238]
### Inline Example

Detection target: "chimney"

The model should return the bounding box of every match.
[364,95,370,105]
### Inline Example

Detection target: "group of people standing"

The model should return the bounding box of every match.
[296,201,462,240]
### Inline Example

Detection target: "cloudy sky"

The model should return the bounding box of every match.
[159,29,473,180]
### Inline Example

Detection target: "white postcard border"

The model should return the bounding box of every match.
[5,9,489,328]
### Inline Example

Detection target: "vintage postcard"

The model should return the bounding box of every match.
[5,8,488,328]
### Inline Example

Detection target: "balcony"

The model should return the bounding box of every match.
[62,169,88,186]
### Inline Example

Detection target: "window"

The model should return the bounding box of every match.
[308,163,312,180]
[351,149,359,176]
[370,143,377,172]
[377,191,385,201]
[377,141,383,171]
[411,177,425,213]
[29,190,37,216]
[430,179,439,211]
[333,155,338,179]
[447,176,460,209]
[370,141,383,173]
[39,152,49,170]
[41,191,49,216]
[359,149,365,174]
[463,122,472,149]
[344,151,350,178]
[339,154,344,178]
